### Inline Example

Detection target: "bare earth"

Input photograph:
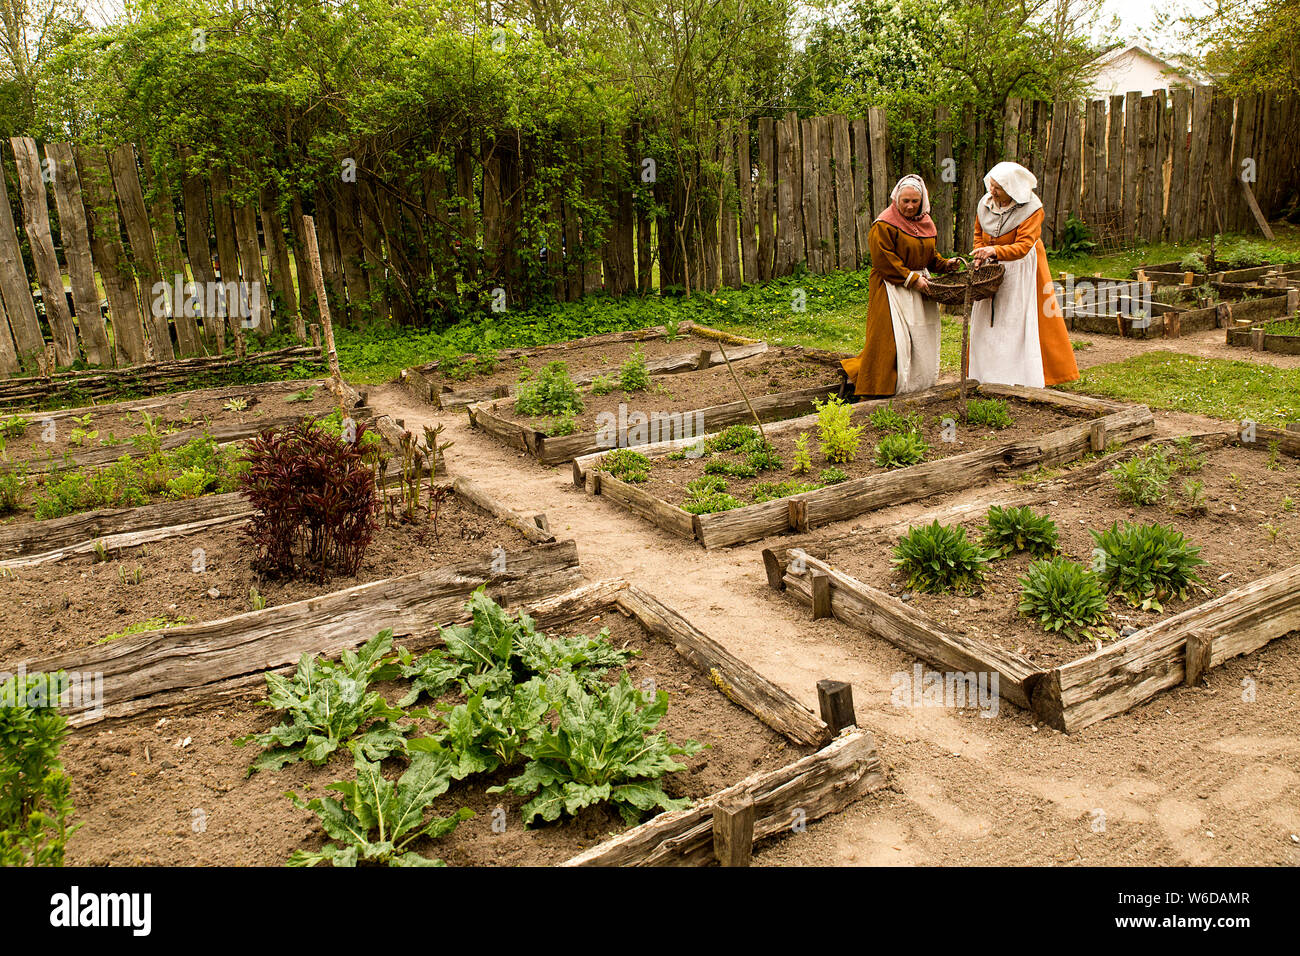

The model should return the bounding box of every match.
[371,344,1300,866]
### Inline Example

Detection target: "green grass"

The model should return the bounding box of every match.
[1063,353,1300,426]
[98,616,191,644]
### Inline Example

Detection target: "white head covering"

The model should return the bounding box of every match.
[891,174,931,217]
[978,161,1043,236]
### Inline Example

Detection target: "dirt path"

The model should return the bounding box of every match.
[366,375,1300,867]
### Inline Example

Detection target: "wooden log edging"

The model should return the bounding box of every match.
[562,728,884,866]
[580,385,1153,549]
[470,374,842,466]
[767,548,1044,710]
[26,539,583,727]
[1032,563,1300,732]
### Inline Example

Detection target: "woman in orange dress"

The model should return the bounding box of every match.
[840,175,959,400]
[968,162,1078,387]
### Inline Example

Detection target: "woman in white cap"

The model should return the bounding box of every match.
[968,162,1078,388]
[840,174,959,399]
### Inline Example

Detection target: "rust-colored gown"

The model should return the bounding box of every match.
[841,221,951,396]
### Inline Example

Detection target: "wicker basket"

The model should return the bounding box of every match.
[921,263,1005,305]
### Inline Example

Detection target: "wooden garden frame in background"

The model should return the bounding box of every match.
[761,430,1300,733]
[574,382,1154,549]
[399,322,763,410]
[468,346,846,466]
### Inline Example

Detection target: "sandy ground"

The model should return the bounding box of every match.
[365,341,1300,866]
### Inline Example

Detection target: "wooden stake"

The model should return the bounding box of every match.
[301,215,345,411]
[711,792,755,867]
[810,568,831,619]
[1184,630,1213,687]
[1237,177,1276,240]
[816,678,856,734]
[1089,421,1107,453]
[1287,288,1298,315]
[959,257,973,420]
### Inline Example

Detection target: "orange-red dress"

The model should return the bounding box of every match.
[973,209,1078,386]
[841,221,951,396]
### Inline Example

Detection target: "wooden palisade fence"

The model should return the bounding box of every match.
[1,86,1296,379]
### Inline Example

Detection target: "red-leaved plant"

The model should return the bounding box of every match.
[238,419,378,580]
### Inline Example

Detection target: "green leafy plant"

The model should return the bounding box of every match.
[68,427,98,447]
[682,474,742,514]
[705,424,762,453]
[1267,440,1285,471]
[1017,557,1113,643]
[223,397,249,413]
[1052,216,1097,257]
[791,432,813,475]
[284,384,319,404]
[1176,478,1207,515]
[514,361,583,418]
[745,442,783,473]
[249,586,267,611]
[980,505,1059,558]
[1110,447,1173,505]
[873,430,927,468]
[891,521,988,594]
[1179,252,1205,273]
[965,398,1013,429]
[814,396,865,463]
[287,751,472,867]
[619,346,652,393]
[0,415,28,441]
[0,465,24,514]
[235,630,416,773]
[165,466,218,500]
[819,466,847,484]
[590,373,618,396]
[751,479,821,503]
[545,414,577,436]
[602,449,651,483]
[0,672,80,866]
[869,403,921,434]
[489,673,701,826]
[1091,521,1207,611]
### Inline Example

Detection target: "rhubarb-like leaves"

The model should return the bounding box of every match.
[286,750,471,867]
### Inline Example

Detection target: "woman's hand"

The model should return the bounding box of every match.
[943,258,962,273]
[971,245,997,265]
[912,273,930,293]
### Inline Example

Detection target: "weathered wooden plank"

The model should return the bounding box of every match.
[867,106,890,223]
[1185,86,1213,239]
[694,497,791,549]
[831,114,857,271]
[719,125,742,290]
[138,144,204,356]
[778,550,1043,709]
[108,143,175,361]
[1168,88,1192,240]
[817,115,836,274]
[1041,103,1067,246]
[178,149,220,351]
[31,540,582,725]
[737,121,759,284]
[852,117,873,264]
[957,111,979,253]
[756,117,776,281]
[1034,563,1300,732]
[260,188,302,337]
[1120,91,1142,239]
[44,143,112,367]
[618,584,830,747]
[0,284,17,376]
[1083,100,1105,227]
[0,144,44,363]
[74,146,147,366]
[209,168,246,353]
[10,137,79,366]
[1003,97,1022,161]
[231,186,271,334]
[799,117,822,274]
[451,475,555,545]
[1105,95,1125,225]
[562,728,884,866]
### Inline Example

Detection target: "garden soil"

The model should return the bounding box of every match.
[364,372,1300,867]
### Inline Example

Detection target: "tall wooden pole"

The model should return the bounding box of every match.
[301,214,345,411]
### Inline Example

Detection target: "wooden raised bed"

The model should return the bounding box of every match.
[575,382,1154,549]
[1053,277,1293,339]
[1132,260,1300,286]
[469,347,844,466]
[400,322,764,410]
[48,575,885,866]
[1225,309,1300,353]
[762,432,1300,733]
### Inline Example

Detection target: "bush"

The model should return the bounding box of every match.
[1090,521,1207,611]
[590,373,617,396]
[1018,557,1112,643]
[873,430,927,468]
[966,398,1013,429]
[544,415,576,436]
[1179,252,1205,273]
[980,505,1059,558]
[814,396,865,463]
[602,449,650,483]
[514,361,584,417]
[891,521,988,594]
[819,466,848,484]
[239,419,379,580]
[682,475,742,514]
[869,403,921,434]
[0,672,80,866]
[1110,447,1173,505]
[705,424,762,453]
[619,346,652,393]
[0,465,25,513]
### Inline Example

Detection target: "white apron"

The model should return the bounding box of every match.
[884,280,941,394]
[967,244,1044,388]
